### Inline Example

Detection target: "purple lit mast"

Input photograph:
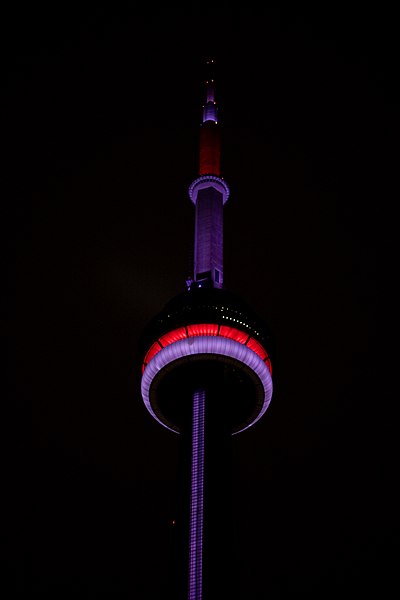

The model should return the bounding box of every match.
[188,59,229,290]
[139,59,274,600]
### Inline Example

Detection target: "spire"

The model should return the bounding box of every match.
[202,59,218,123]
[199,58,221,176]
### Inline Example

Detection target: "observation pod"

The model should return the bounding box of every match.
[140,287,273,436]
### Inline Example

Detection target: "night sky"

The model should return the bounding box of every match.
[10,4,398,597]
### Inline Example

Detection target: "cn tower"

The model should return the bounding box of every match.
[139,59,274,600]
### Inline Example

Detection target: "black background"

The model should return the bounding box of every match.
[8,3,398,597]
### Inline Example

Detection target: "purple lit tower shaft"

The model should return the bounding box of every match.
[178,379,235,600]
[188,390,205,600]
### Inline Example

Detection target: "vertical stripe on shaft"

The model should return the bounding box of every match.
[188,390,205,600]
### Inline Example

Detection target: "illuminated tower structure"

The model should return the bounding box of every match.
[139,60,274,600]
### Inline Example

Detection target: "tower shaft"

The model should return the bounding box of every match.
[188,390,205,600]
[175,380,238,600]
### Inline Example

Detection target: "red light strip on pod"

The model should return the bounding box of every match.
[142,324,272,374]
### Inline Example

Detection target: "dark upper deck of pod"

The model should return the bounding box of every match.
[139,286,274,361]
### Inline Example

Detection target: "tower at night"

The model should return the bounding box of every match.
[139,60,274,600]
